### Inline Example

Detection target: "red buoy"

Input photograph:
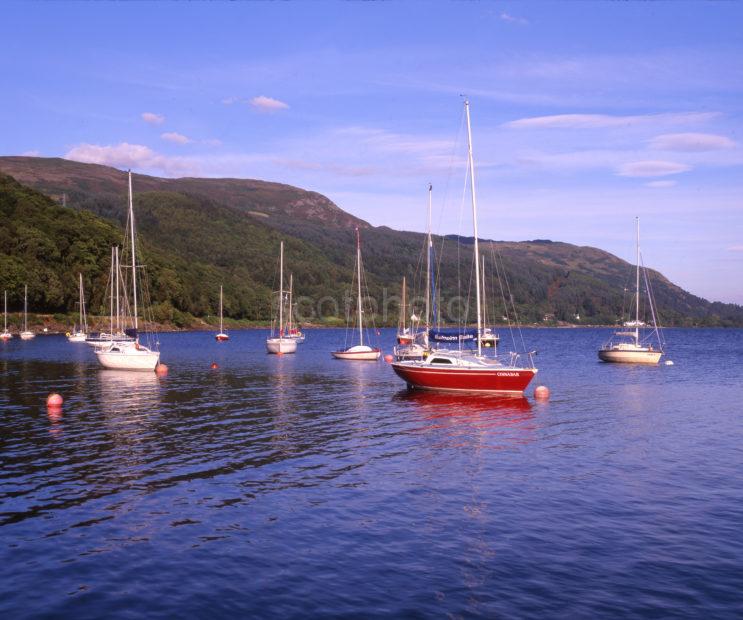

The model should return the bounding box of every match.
[46,393,64,407]
[210,362,219,369]
[155,363,168,375]
[534,385,550,400]
[384,354,394,363]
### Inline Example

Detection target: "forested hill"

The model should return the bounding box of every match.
[1,156,741,327]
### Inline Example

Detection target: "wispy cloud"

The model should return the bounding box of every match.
[22,150,41,157]
[616,160,691,178]
[161,132,192,145]
[65,142,198,176]
[499,12,528,25]
[645,180,677,188]
[649,132,736,152]
[728,245,743,252]
[250,96,289,112]
[504,112,719,130]
[335,126,454,157]
[141,112,165,125]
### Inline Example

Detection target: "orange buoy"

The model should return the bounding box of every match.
[384,354,394,363]
[46,393,64,407]
[210,362,219,369]
[534,385,550,400]
[155,363,168,375]
[276,352,284,356]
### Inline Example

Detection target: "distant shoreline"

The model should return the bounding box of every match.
[6,315,738,336]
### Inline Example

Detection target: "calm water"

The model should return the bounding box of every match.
[1,328,742,618]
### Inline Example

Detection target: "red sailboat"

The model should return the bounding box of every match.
[392,101,537,394]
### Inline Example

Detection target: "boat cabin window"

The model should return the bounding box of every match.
[430,357,453,364]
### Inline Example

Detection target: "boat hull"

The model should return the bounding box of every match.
[332,347,381,361]
[67,332,87,343]
[215,333,229,342]
[391,362,537,394]
[598,349,662,364]
[96,344,160,371]
[266,338,297,354]
[0,332,12,340]
[19,331,35,340]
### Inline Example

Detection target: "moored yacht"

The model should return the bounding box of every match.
[598,218,664,365]
[391,101,537,393]
[96,172,160,371]
[332,228,380,361]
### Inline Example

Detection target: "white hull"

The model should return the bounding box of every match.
[96,343,160,371]
[216,332,229,341]
[598,347,662,364]
[0,331,12,340]
[332,345,381,361]
[266,337,297,354]
[19,331,35,340]
[67,332,87,343]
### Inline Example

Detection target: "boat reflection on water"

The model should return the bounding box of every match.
[394,389,533,428]
[47,405,63,437]
[97,369,162,415]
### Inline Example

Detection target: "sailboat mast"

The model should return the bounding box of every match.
[279,241,284,337]
[401,276,406,333]
[4,290,7,332]
[288,274,293,332]
[635,217,640,345]
[425,183,432,331]
[482,254,487,330]
[219,285,223,333]
[79,273,83,329]
[464,100,483,357]
[24,284,28,332]
[356,227,363,347]
[109,247,114,335]
[81,274,87,331]
[128,171,138,332]
[115,246,120,333]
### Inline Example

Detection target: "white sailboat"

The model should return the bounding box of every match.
[266,241,297,354]
[479,256,499,348]
[332,228,381,361]
[1,290,12,340]
[215,285,229,341]
[598,217,664,364]
[393,184,433,361]
[19,285,35,340]
[67,273,88,342]
[285,274,305,344]
[96,171,160,371]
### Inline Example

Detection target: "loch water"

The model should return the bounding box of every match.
[1,328,742,619]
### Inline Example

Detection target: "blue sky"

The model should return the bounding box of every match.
[3,2,742,303]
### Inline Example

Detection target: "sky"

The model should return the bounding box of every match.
[2,2,742,304]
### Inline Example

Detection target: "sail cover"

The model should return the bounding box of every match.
[428,328,478,343]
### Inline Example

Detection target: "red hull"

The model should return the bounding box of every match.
[391,363,536,394]
[215,335,229,342]
[397,336,414,345]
